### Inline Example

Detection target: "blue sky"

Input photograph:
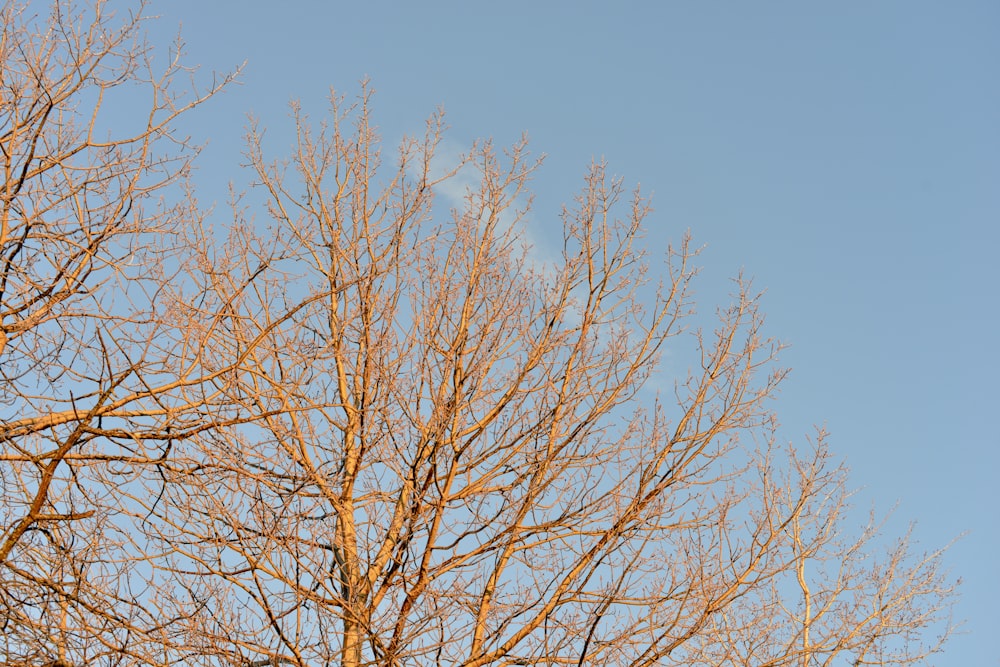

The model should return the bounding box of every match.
[150,2,998,663]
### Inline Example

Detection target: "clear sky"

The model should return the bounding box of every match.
[148,2,998,663]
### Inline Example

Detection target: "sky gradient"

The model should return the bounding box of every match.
[149,2,999,663]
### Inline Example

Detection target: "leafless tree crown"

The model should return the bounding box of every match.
[1,2,957,666]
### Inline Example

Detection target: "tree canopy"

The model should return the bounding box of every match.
[0,2,956,666]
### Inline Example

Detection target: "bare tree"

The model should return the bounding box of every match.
[1,2,957,667]
[0,0,249,664]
